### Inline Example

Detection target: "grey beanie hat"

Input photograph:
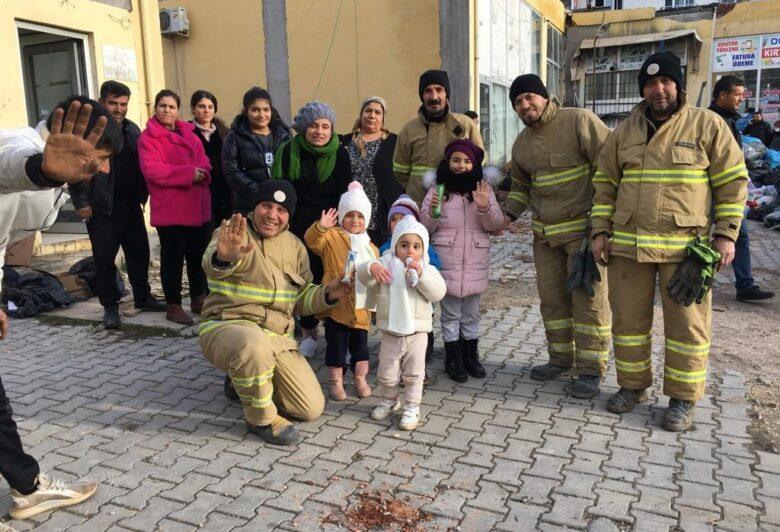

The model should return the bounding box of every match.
[292,101,336,134]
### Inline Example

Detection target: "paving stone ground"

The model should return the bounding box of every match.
[0,223,778,531]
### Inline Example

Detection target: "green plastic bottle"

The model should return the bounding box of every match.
[432,184,445,219]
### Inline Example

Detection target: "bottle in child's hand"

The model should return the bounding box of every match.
[343,250,357,283]
[432,184,445,219]
[405,257,419,287]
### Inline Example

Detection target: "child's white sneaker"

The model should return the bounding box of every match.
[371,398,400,420]
[399,403,420,431]
[299,337,317,359]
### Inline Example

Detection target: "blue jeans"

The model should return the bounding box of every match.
[733,213,755,293]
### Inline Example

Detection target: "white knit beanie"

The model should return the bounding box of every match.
[338,181,372,225]
[390,215,429,260]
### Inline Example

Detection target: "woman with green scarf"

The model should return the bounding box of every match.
[272,101,351,353]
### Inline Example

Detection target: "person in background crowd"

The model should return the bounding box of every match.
[709,76,775,302]
[341,96,404,246]
[742,108,775,147]
[0,97,122,519]
[592,51,747,431]
[70,81,166,330]
[224,87,291,214]
[393,70,484,205]
[464,110,479,127]
[138,89,212,326]
[272,101,351,357]
[190,90,231,225]
[421,139,504,383]
[199,181,349,445]
[502,74,612,399]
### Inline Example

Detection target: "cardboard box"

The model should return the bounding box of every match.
[4,235,35,267]
[54,271,93,301]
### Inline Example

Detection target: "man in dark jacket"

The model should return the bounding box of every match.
[709,76,774,302]
[742,109,775,147]
[70,81,165,329]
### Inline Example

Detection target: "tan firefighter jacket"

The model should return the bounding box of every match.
[591,98,748,263]
[199,223,334,337]
[504,98,610,247]
[393,108,483,205]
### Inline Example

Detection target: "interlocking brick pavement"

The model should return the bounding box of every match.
[0,222,777,531]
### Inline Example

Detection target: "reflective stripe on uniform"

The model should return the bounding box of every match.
[410,164,435,177]
[714,203,745,218]
[508,191,530,206]
[710,163,748,188]
[198,319,293,338]
[665,338,710,356]
[621,169,708,184]
[532,217,589,237]
[574,322,611,337]
[612,231,696,251]
[532,163,590,188]
[593,171,617,186]
[544,318,573,331]
[576,348,610,362]
[549,341,575,353]
[664,366,707,383]
[614,333,652,347]
[615,357,652,373]
[590,204,614,218]
[231,368,274,387]
[392,161,411,174]
[208,279,298,303]
[237,389,275,408]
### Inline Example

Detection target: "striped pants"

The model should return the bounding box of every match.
[534,236,611,376]
[200,321,324,426]
[609,256,711,401]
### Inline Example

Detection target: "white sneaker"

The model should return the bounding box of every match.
[10,473,97,520]
[299,337,317,359]
[399,403,420,431]
[371,398,400,420]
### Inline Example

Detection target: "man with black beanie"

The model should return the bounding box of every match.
[393,69,483,206]
[198,179,350,446]
[502,73,612,399]
[591,51,747,432]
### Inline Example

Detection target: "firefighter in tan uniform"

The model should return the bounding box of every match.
[502,74,612,398]
[199,180,350,445]
[393,70,483,205]
[591,52,747,431]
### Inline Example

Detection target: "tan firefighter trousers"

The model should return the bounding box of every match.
[200,321,325,426]
[608,256,712,401]
[534,236,611,376]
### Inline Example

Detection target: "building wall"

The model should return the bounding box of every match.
[286,0,441,134]
[569,1,780,109]
[0,0,164,128]
[159,0,266,122]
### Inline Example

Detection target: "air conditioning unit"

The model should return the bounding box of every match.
[160,7,189,37]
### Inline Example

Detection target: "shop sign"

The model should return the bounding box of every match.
[713,36,760,72]
[761,34,780,67]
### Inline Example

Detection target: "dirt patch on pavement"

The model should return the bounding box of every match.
[323,491,430,531]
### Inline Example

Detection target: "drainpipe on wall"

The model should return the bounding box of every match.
[137,0,162,120]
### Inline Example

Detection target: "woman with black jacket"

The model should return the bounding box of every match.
[223,87,291,214]
[341,95,403,245]
[190,90,231,224]
[272,101,351,355]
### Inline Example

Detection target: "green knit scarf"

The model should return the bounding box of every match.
[271,134,339,183]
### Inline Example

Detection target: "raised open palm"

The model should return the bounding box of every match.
[216,214,253,262]
[41,100,109,184]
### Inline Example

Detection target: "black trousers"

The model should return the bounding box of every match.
[156,223,211,305]
[299,249,323,330]
[0,376,39,494]
[86,201,152,307]
[324,318,369,371]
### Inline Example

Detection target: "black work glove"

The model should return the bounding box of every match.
[565,250,586,295]
[666,257,706,307]
[580,241,601,298]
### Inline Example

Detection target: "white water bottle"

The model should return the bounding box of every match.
[405,257,419,287]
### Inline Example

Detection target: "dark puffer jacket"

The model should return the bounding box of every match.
[222,114,290,213]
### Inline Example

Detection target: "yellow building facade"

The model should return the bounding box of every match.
[0,0,164,129]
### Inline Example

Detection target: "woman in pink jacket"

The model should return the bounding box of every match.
[421,139,503,384]
[138,89,212,325]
